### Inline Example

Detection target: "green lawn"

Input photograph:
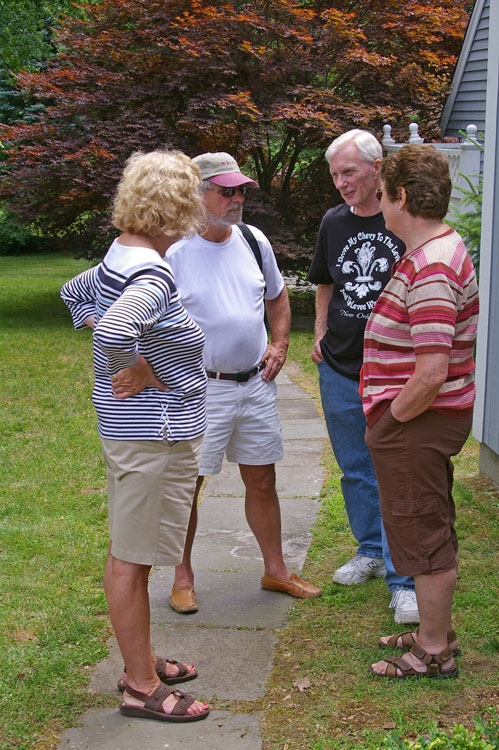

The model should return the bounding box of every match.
[0,254,497,749]
[0,254,112,750]
[263,335,499,749]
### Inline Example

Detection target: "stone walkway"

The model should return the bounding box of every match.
[58,365,326,749]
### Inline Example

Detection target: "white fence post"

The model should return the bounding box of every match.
[381,123,482,219]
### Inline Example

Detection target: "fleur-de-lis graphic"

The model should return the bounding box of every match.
[342,242,389,298]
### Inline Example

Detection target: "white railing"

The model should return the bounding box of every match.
[381,123,482,218]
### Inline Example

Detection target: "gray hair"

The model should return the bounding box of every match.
[325,129,382,165]
[200,179,213,193]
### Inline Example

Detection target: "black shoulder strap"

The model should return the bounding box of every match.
[237,222,263,274]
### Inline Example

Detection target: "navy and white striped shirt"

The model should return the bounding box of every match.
[61,240,207,441]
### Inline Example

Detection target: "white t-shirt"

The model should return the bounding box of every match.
[167,224,284,372]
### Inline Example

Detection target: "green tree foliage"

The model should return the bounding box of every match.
[0,0,97,73]
[449,132,484,278]
[0,0,470,265]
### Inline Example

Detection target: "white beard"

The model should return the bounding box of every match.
[206,204,243,228]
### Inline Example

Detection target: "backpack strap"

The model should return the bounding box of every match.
[236,222,267,320]
[237,222,263,275]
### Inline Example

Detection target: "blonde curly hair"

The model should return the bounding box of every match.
[112,150,204,238]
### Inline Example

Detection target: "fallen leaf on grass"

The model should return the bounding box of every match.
[293,677,311,692]
[283,694,291,700]
[383,722,397,730]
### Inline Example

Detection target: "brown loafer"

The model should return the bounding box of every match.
[169,584,198,614]
[261,572,322,599]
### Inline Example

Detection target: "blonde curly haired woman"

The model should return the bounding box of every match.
[61,150,210,722]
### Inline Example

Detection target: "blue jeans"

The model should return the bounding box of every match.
[318,360,414,593]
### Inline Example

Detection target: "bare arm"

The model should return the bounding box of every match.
[261,286,291,382]
[390,352,449,422]
[311,283,333,364]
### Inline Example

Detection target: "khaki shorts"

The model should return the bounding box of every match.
[101,435,203,566]
[199,374,283,476]
[366,406,472,576]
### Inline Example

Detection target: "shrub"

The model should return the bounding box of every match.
[0,207,51,255]
[448,133,484,278]
[380,708,498,750]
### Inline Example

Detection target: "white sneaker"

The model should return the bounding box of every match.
[390,589,420,624]
[332,555,386,586]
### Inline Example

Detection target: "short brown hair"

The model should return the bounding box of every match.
[381,144,452,220]
[112,150,203,238]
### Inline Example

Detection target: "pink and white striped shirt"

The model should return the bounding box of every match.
[362,228,479,426]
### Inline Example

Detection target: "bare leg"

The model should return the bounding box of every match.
[372,567,457,676]
[173,476,204,588]
[105,552,155,686]
[105,550,207,714]
[239,463,289,580]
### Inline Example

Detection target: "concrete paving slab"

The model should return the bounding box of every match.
[89,625,278,701]
[58,710,262,749]
[277,398,320,419]
[274,371,292,384]
[181,528,314,573]
[282,418,327,439]
[149,570,296,629]
[204,463,324,497]
[194,495,320,533]
[277,465,324,497]
[202,466,245,496]
[281,439,324,461]
[56,363,326,750]
[275,383,312,400]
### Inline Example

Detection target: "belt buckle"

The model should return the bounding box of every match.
[235,371,250,382]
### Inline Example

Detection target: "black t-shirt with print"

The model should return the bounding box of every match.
[307,203,405,380]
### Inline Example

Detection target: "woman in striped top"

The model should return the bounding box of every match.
[61,151,210,722]
[362,145,479,679]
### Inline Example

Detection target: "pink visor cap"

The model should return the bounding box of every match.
[192,151,258,188]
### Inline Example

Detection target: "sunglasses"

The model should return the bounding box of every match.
[376,189,383,202]
[210,185,248,198]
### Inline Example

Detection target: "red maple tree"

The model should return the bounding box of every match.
[0,0,469,265]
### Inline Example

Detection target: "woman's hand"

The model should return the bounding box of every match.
[111,355,168,399]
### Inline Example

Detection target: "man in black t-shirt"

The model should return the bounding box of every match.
[307,129,419,625]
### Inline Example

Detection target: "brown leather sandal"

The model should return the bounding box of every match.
[119,682,209,722]
[378,628,460,656]
[370,643,459,679]
[117,657,198,692]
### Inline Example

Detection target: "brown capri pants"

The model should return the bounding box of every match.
[101,435,203,567]
[365,406,472,576]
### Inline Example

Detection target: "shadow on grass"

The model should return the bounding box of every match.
[0,291,69,329]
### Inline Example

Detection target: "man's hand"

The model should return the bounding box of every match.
[311,283,332,365]
[261,341,288,382]
[311,339,323,364]
[111,355,168,399]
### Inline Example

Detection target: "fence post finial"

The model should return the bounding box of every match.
[382,124,395,146]
[408,122,424,143]
[462,124,479,148]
